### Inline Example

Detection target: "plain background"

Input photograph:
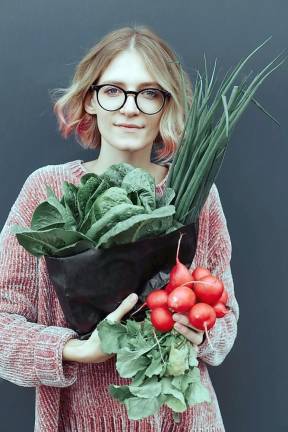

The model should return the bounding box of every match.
[0,1,287,431]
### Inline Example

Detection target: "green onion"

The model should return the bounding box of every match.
[166,37,287,225]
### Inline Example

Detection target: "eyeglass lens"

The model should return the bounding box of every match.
[97,85,165,114]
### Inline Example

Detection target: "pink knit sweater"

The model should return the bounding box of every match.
[0,159,239,431]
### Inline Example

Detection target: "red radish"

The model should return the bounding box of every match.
[150,307,174,332]
[213,302,229,318]
[169,233,194,289]
[167,285,196,313]
[164,282,175,294]
[192,266,211,280]
[188,303,216,350]
[146,290,168,309]
[193,274,224,305]
[188,303,216,331]
[218,288,228,304]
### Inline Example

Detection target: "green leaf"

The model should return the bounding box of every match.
[165,395,187,413]
[156,187,176,208]
[129,376,161,398]
[116,348,150,378]
[109,384,133,402]
[77,176,103,221]
[85,203,145,241]
[97,205,175,248]
[124,396,163,420]
[188,343,199,367]
[185,381,211,406]
[121,167,156,213]
[161,377,187,412]
[97,319,128,354]
[166,340,189,376]
[62,182,81,225]
[31,201,65,231]
[92,187,132,220]
[11,227,94,258]
[131,368,147,387]
[145,353,164,378]
[99,162,135,186]
[52,239,96,257]
[171,367,201,394]
[125,319,143,337]
[83,178,109,217]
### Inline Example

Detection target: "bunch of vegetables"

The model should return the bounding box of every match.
[97,232,229,422]
[138,233,229,350]
[97,308,210,423]
[11,163,182,257]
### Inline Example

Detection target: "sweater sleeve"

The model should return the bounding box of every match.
[0,168,80,387]
[197,184,240,366]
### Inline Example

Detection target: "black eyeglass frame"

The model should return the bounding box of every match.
[90,83,171,115]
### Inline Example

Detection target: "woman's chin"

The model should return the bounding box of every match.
[110,140,147,152]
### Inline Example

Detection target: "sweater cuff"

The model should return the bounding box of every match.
[34,326,80,387]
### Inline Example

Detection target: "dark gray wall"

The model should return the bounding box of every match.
[0,1,287,431]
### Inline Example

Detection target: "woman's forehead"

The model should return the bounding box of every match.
[98,50,159,88]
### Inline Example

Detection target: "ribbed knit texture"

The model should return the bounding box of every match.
[0,159,239,432]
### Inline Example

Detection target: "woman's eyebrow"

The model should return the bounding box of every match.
[101,80,161,88]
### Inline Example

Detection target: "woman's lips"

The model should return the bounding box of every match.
[116,125,143,131]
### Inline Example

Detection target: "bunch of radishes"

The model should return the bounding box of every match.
[141,233,230,345]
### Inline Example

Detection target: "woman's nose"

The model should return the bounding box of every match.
[119,94,140,115]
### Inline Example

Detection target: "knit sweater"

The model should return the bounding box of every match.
[0,159,239,432]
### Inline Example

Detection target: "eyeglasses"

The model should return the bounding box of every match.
[90,83,171,115]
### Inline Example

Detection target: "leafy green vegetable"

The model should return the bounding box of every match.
[121,167,156,212]
[11,163,179,257]
[11,225,95,257]
[166,340,189,376]
[97,205,176,247]
[97,314,211,422]
[166,38,287,224]
[85,203,146,242]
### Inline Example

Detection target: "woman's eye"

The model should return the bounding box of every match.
[105,87,120,96]
[142,89,159,98]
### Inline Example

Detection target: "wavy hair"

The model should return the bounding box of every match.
[50,25,193,164]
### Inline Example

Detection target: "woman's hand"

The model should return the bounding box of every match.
[172,313,205,352]
[63,293,138,364]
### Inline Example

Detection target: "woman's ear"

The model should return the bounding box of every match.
[84,93,97,115]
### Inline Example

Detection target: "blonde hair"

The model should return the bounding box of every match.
[50,25,193,164]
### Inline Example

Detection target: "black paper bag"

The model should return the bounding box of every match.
[44,220,199,339]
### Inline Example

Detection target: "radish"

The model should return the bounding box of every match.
[167,285,196,313]
[150,307,174,332]
[192,266,211,280]
[188,303,217,350]
[146,289,168,309]
[164,281,175,295]
[213,302,229,318]
[188,303,216,331]
[193,274,224,305]
[169,233,194,289]
[218,288,228,304]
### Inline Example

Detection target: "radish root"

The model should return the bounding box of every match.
[152,328,166,366]
[204,322,215,351]
[129,301,147,317]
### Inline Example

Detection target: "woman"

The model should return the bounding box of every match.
[0,26,239,431]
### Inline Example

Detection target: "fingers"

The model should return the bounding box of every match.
[107,293,138,323]
[172,313,204,346]
[172,313,201,333]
